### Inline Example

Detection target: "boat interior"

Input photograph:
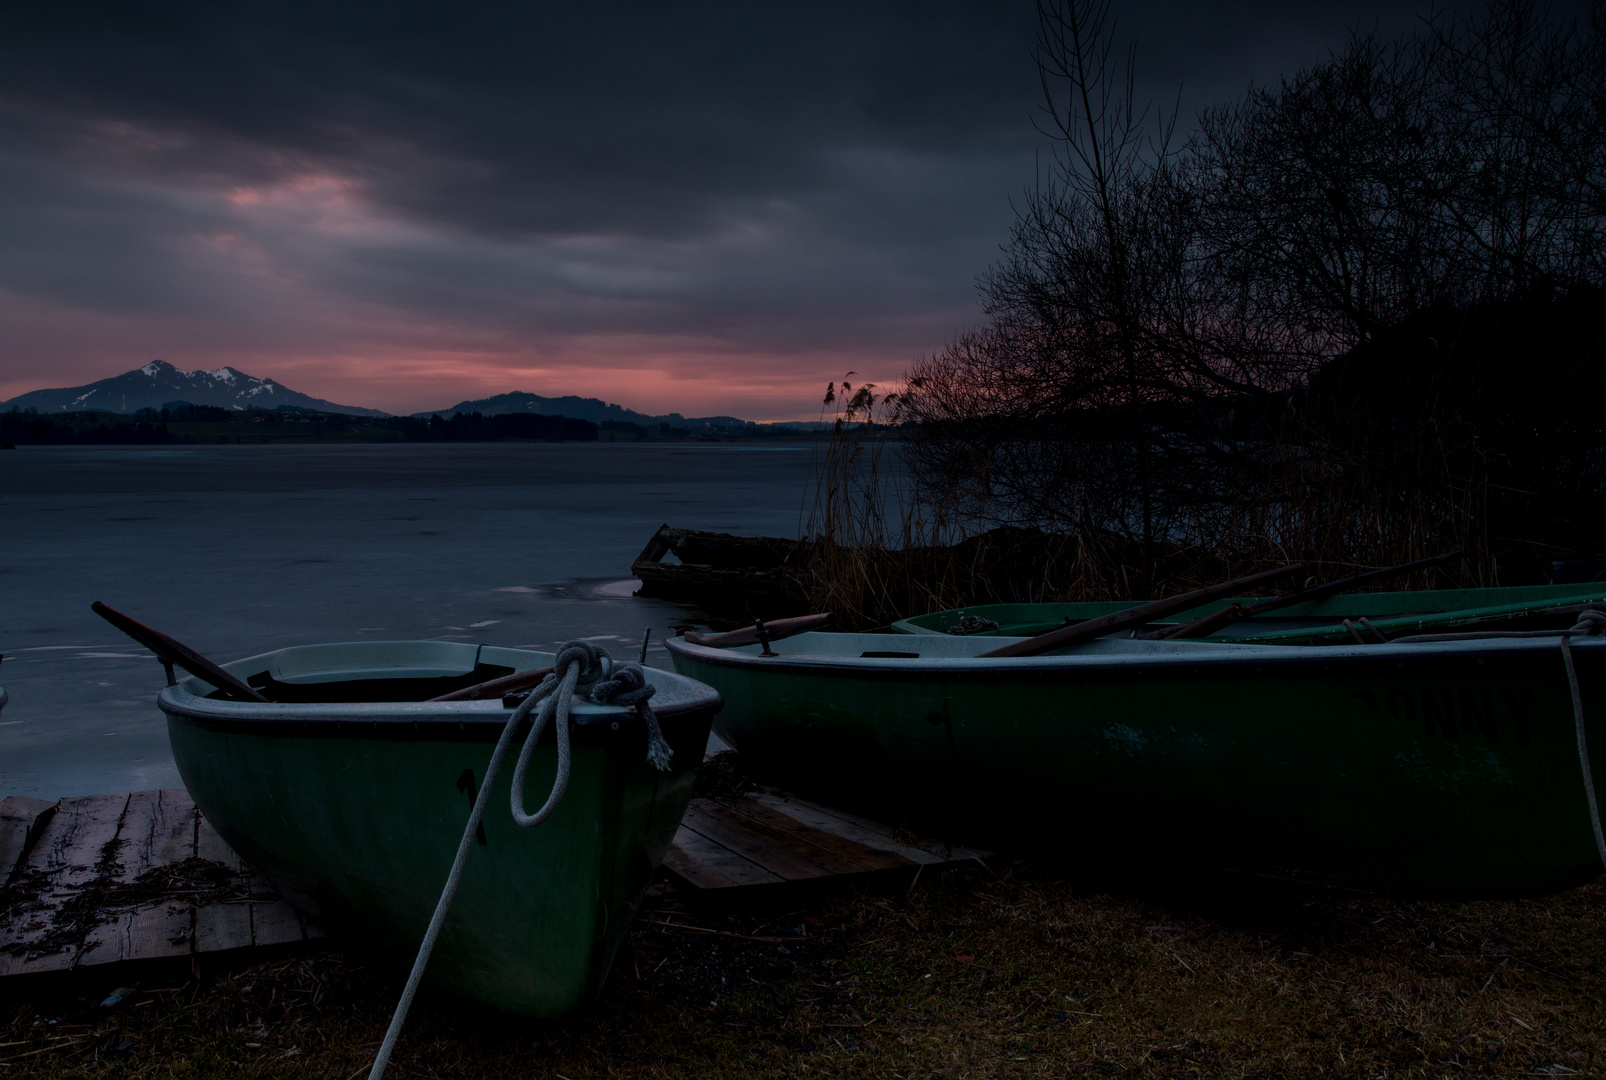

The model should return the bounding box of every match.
[701,631,1286,661]
[892,583,1606,645]
[214,642,545,703]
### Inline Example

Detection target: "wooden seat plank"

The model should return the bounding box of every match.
[681,803,864,881]
[664,826,785,889]
[719,797,915,872]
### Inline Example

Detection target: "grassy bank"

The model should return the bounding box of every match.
[4,861,1602,1078]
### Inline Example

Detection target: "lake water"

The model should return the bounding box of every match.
[0,442,817,799]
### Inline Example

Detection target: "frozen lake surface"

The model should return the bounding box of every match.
[0,442,815,799]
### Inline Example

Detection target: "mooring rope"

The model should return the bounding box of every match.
[1396,609,1606,872]
[1559,610,1606,872]
[367,641,672,1080]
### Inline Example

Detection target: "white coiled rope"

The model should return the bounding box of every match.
[368,641,672,1080]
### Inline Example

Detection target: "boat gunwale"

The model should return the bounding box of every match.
[158,641,723,740]
[664,631,1606,682]
[891,583,1606,635]
[159,692,722,741]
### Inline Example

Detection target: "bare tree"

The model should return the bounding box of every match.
[899,0,1606,594]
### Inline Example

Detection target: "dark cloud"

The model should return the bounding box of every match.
[1,2,1040,237]
[0,0,1494,415]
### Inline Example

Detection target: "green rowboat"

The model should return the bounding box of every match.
[162,640,720,1016]
[666,626,1606,897]
[891,583,1606,644]
[899,581,1606,642]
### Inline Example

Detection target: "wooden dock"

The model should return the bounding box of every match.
[665,790,985,892]
[2,786,983,980]
[0,790,322,978]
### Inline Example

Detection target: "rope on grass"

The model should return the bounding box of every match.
[368,640,671,1080]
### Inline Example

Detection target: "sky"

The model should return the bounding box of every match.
[0,1,1433,420]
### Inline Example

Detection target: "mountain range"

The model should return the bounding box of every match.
[1,360,387,417]
[413,391,748,430]
[0,362,831,430]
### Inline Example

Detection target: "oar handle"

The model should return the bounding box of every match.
[1152,549,1466,640]
[979,565,1305,658]
[91,601,267,703]
[427,665,556,703]
[682,612,833,648]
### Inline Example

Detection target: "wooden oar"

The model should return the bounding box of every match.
[682,612,833,649]
[977,565,1305,658]
[91,601,268,703]
[427,665,555,703]
[1147,550,1466,640]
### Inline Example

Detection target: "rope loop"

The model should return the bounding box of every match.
[592,662,674,771]
[1569,608,1606,636]
[508,641,610,829]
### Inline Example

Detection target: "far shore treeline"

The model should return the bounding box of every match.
[787,0,1606,627]
[0,405,780,446]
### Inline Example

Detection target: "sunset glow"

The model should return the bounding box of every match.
[0,1,1425,420]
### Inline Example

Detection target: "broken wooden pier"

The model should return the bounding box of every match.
[0,789,322,978]
[1,786,982,980]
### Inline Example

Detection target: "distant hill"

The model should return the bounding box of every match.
[415,391,750,430]
[1,361,389,417]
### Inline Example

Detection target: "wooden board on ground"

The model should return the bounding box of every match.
[0,795,56,879]
[664,791,987,896]
[0,788,323,979]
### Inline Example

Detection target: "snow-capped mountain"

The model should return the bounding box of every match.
[1,360,388,416]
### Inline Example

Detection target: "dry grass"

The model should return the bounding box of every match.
[4,862,1603,1079]
[792,380,1496,630]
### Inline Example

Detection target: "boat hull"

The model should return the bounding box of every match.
[668,633,1606,897]
[163,642,719,1016]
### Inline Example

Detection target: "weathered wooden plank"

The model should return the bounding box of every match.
[194,903,253,954]
[236,871,283,903]
[2,794,132,967]
[664,826,786,889]
[0,945,77,978]
[680,804,859,881]
[692,802,874,877]
[79,903,192,966]
[3,788,332,978]
[24,793,130,884]
[112,789,197,883]
[0,893,75,968]
[748,792,988,865]
[250,902,305,947]
[194,813,244,871]
[0,795,56,883]
[720,798,915,872]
